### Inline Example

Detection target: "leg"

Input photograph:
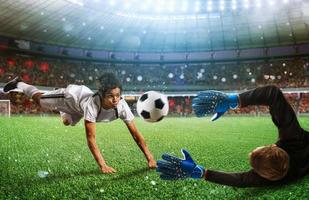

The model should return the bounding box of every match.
[4,77,43,107]
[60,112,72,126]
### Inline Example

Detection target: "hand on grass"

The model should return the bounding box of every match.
[148,159,157,169]
[100,165,117,173]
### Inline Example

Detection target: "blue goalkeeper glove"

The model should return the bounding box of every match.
[192,91,239,121]
[156,149,205,180]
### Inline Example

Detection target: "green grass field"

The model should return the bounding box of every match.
[1,116,309,200]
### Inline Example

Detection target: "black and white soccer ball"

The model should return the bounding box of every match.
[136,91,169,122]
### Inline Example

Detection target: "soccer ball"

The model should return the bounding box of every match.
[136,91,169,122]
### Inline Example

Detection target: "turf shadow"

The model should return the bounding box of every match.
[22,167,151,186]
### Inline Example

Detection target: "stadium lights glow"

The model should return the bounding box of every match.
[283,0,289,3]
[232,0,237,10]
[66,0,84,6]
[115,12,217,20]
[195,6,200,12]
[109,0,115,6]
[255,0,261,6]
[269,1,275,6]
[124,3,131,10]
[220,0,225,11]
[168,1,176,13]
[181,0,188,12]
[140,4,148,11]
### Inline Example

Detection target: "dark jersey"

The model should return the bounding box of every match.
[205,86,309,187]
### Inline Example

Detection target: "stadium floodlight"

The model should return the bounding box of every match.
[109,0,115,6]
[195,6,200,12]
[283,0,289,3]
[155,0,165,13]
[168,0,176,13]
[124,3,131,10]
[232,0,237,10]
[181,0,188,12]
[140,4,149,11]
[66,0,84,6]
[220,0,225,11]
[195,1,200,12]
[207,1,213,12]
[255,0,261,7]
[269,0,275,6]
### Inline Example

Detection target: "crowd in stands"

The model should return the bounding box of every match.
[0,53,308,116]
[0,54,308,91]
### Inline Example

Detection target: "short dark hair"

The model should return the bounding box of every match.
[96,73,122,97]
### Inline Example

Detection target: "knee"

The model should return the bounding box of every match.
[63,119,71,126]
[32,93,43,106]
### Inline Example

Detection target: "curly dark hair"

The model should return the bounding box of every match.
[96,73,122,97]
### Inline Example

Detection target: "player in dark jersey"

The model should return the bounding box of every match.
[157,85,309,187]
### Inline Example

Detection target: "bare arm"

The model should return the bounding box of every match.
[84,120,116,173]
[125,121,157,169]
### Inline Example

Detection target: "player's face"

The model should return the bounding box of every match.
[102,87,121,109]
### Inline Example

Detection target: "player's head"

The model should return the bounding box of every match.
[249,144,289,181]
[96,73,122,109]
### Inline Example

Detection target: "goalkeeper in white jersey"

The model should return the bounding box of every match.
[3,73,157,173]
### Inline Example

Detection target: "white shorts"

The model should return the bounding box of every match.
[40,88,83,126]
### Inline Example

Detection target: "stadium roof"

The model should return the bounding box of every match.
[0,0,308,52]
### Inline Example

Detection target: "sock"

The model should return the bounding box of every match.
[17,82,40,98]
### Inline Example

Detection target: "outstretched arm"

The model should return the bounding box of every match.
[84,120,116,173]
[239,85,303,141]
[204,169,278,187]
[125,121,157,169]
[157,149,278,187]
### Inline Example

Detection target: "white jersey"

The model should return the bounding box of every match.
[40,84,134,125]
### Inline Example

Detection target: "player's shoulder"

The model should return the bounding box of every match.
[67,84,92,90]
[117,98,130,109]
